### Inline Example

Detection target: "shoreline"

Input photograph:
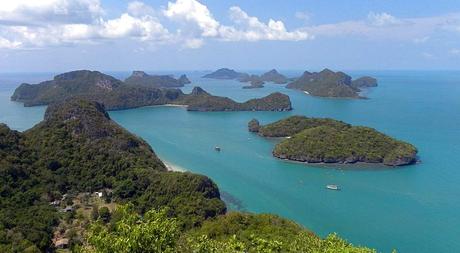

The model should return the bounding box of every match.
[147,104,188,108]
[162,159,188,172]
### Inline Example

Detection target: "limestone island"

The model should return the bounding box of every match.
[286,68,378,98]
[249,116,418,166]
[203,68,289,89]
[202,68,247,79]
[125,70,191,88]
[240,75,265,89]
[174,87,292,111]
[11,70,292,112]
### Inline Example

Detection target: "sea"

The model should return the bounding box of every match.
[1,70,459,253]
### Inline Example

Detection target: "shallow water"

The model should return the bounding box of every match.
[1,70,459,253]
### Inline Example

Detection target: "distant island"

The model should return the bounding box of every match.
[174,87,291,111]
[249,116,417,166]
[202,68,247,80]
[240,75,265,89]
[286,69,378,98]
[11,70,292,112]
[203,68,289,89]
[125,70,191,88]
[0,99,374,252]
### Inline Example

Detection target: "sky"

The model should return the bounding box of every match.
[0,0,460,72]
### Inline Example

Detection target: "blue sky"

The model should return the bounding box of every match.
[0,0,459,72]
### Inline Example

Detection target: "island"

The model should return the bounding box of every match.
[202,68,289,89]
[124,70,190,88]
[286,69,378,98]
[248,118,261,132]
[249,116,418,166]
[0,99,374,252]
[202,68,247,79]
[240,75,265,89]
[351,76,378,88]
[11,70,292,112]
[174,87,292,111]
[239,69,289,89]
[259,69,289,84]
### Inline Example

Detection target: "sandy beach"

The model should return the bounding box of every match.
[163,160,187,172]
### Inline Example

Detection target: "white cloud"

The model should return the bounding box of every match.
[0,37,22,49]
[0,1,172,49]
[127,1,155,17]
[0,0,103,26]
[183,38,204,49]
[0,0,459,51]
[303,12,460,41]
[367,12,404,26]
[220,6,310,41]
[163,0,310,47]
[164,0,220,37]
[100,14,170,41]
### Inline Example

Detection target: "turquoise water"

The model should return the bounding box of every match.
[1,71,460,252]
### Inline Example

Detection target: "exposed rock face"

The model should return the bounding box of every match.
[125,71,190,88]
[202,68,247,79]
[248,119,260,132]
[286,69,377,98]
[256,116,418,167]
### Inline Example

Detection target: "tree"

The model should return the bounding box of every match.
[84,204,179,253]
[91,205,99,221]
[98,207,111,223]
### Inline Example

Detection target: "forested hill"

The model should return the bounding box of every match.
[0,99,225,252]
[286,69,378,98]
[251,116,418,166]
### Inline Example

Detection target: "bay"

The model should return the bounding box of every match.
[1,70,459,252]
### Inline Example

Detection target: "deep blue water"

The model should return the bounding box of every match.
[1,71,459,253]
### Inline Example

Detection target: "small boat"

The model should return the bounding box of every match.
[215,146,221,152]
[326,184,340,191]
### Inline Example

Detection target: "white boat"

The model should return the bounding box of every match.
[215,146,221,152]
[326,184,340,190]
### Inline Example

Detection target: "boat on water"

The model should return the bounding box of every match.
[326,184,340,190]
[215,146,221,152]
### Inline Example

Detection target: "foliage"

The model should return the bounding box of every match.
[124,71,189,88]
[176,87,292,112]
[81,208,377,253]
[98,207,111,223]
[0,99,224,251]
[351,76,378,88]
[180,212,376,253]
[287,69,377,98]
[83,204,179,253]
[202,68,247,80]
[257,116,417,166]
[258,115,349,137]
